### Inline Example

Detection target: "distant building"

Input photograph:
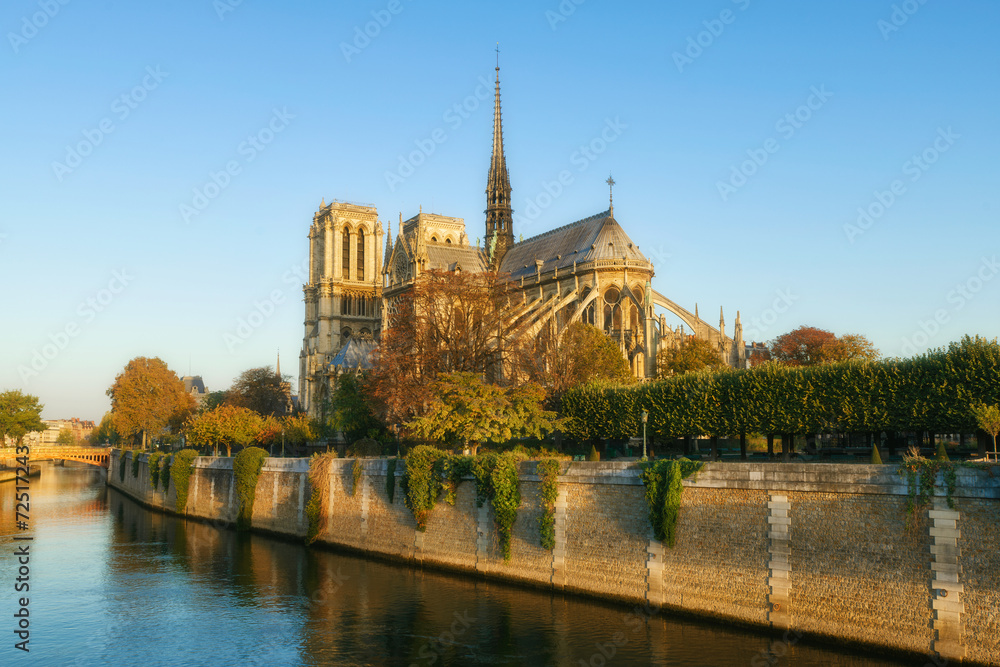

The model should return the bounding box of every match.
[181,376,209,409]
[19,418,97,446]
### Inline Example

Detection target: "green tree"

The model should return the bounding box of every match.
[407,372,560,453]
[108,357,195,449]
[185,404,270,456]
[282,413,316,448]
[0,390,46,447]
[56,428,75,446]
[202,391,228,412]
[971,402,1000,456]
[656,336,724,377]
[332,373,383,443]
[226,367,290,417]
[90,412,122,447]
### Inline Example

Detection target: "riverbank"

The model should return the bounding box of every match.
[107,451,1000,665]
[0,464,41,482]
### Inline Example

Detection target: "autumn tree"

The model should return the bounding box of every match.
[225,366,291,417]
[406,372,560,453]
[514,322,634,398]
[56,428,75,446]
[0,390,46,447]
[185,404,274,457]
[770,326,879,367]
[656,335,724,377]
[107,357,194,449]
[367,269,524,428]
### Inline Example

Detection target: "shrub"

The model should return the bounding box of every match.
[587,445,600,462]
[871,444,883,464]
[935,441,950,462]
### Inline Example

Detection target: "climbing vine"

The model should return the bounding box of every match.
[170,449,200,512]
[352,458,363,496]
[148,452,164,490]
[401,445,447,531]
[441,455,474,506]
[536,459,560,551]
[159,455,172,491]
[118,451,127,483]
[473,452,525,562]
[385,457,397,504]
[233,447,268,531]
[131,451,141,478]
[305,452,336,544]
[898,457,959,517]
[639,458,702,547]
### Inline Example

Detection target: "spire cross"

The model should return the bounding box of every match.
[607,174,616,214]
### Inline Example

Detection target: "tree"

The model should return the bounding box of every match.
[226,367,291,417]
[368,269,524,427]
[971,402,1000,456]
[282,414,316,448]
[330,373,383,443]
[56,428,75,446]
[656,335,724,377]
[406,372,560,453]
[90,412,122,447]
[515,322,634,396]
[202,391,228,412]
[107,357,195,449]
[0,390,46,447]
[185,404,273,457]
[770,326,879,367]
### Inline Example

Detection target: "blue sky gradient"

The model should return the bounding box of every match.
[2,0,997,419]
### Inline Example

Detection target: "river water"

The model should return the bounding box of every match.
[0,463,915,666]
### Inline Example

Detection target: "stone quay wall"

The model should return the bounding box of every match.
[108,452,1000,665]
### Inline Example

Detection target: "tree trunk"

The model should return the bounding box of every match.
[782,434,791,462]
[740,432,747,461]
[805,433,817,457]
[710,436,719,462]
[767,434,774,460]
[977,430,989,458]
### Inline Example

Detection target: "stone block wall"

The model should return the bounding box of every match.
[107,452,1000,664]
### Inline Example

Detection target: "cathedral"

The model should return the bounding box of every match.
[299,62,745,417]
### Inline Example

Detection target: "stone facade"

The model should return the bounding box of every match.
[109,455,1000,664]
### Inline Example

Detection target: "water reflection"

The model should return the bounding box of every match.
[0,465,911,666]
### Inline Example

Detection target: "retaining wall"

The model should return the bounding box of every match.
[108,451,1000,665]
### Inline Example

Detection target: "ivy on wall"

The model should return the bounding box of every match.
[352,458,363,496]
[472,452,525,562]
[385,458,397,504]
[131,451,141,478]
[148,452,164,490]
[233,447,268,531]
[401,445,446,531]
[305,452,337,545]
[639,458,702,546]
[536,459,560,551]
[170,449,200,512]
[118,451,127,483]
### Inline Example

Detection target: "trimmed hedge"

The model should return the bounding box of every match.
[563,336,1000,441]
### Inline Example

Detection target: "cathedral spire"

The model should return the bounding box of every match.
[383,218,393,270]
[276,350,281,378]
[485,44,514,269]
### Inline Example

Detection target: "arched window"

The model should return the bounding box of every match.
[342,229,351,279]
[342,327,352,342]
[604,287,620,305]
[603,304,612,330]
[357,229,365,281]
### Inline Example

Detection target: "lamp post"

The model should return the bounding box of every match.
[641,410,648,460]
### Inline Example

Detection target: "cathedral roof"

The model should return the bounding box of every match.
[425,244,488,273]
[499,210,652,281]
[331,336,376,370]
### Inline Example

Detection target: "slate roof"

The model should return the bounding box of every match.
[181,376,206,395]
[425,243,488,273]
[331,337,376,370]
[499,210,651,281]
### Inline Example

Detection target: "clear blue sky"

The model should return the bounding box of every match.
[2,0,997,420]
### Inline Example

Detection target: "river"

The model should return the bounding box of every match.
[0,463,915,666]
